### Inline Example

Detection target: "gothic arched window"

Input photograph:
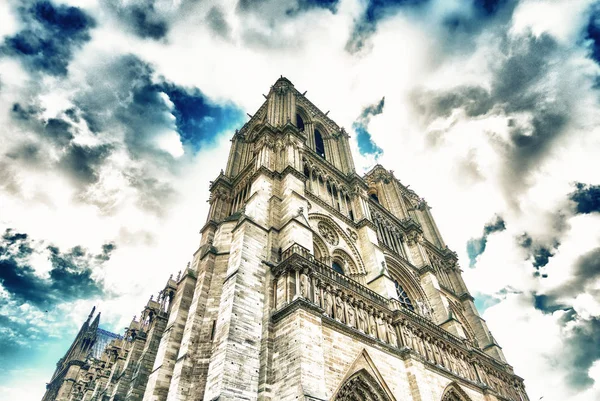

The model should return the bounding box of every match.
[315,129,326,158]
[370,192,379,203]
[394,280,414,311]
[332,261,345,275]
[296,114,305,131]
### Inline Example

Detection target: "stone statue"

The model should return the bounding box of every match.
[368,311,377,338]
[314,283,321,308]
[324,289,334,316]
[386,320,397,347]
[376,313,386,341]
[335,292,344,323]
[346,302,356,328]
[357,305,367,333]
[300,272,309,299]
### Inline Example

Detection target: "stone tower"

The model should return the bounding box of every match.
[43,77,529,401]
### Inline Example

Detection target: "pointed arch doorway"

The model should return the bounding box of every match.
[441,382,473,401]
[333,369,392,401]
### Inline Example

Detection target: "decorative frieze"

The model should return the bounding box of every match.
[271,244,528,401]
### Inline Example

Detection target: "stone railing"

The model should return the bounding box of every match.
[271,244,529,401]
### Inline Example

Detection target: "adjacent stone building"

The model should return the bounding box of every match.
[43,77,529,401]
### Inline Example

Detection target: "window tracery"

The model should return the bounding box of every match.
[394,280,415,311]
[318,221,339,246]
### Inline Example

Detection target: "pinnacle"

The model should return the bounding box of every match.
[273,75,293,87]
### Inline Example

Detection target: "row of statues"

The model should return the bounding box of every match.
[277,268,525,401]
[301,271,399,347]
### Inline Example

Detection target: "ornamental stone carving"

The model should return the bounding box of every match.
[346,228,358,242]
[318,221,339,246]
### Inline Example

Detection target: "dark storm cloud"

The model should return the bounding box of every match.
[124,170,175,216]
[106,0,168,40]
[533,247,600,316]
[3,53,242,216]
[59,144,113,185]
[564,317,600,390]
[586,4,600,64]
[466,215,505,266]
[6,103,115,188]
[206,7,231,38]
[5,142,42,164]
[161,84,245,152]
[74,55,176,160]
[75,55,175,158]
[44,118,75,146]
[1,1,95,76]
[237,0,339,14]
[549,248,600,302]
[73,55,243,159]
[472,0,507,16]
[517,232,561,276]
[352,97,385,157]
[531,248,600,390]
[11,103,42,121]
[569,182,600,215]
[413,33,570,198]
[416,86,494,121]
[0,229,114,308]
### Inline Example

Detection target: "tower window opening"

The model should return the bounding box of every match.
[315,129,326,158]
[303,164,310,178]
[332,261,345,275]
[296,114,305,131]
[210,320,217,340]
[370,192,379,203]
[394,280,414,311]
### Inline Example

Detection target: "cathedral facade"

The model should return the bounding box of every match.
[43,78,529,401]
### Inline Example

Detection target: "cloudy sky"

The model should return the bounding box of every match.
[0,0,599,400]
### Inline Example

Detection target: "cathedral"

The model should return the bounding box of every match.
[42,77,529,401]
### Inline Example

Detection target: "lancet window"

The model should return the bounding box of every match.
[230,181,251,215]
[296,113,305,131]
[370,209,406,258]
[315,129,325,158]
[332,261,345,275]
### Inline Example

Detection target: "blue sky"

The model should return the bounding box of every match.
[1,1,600,400]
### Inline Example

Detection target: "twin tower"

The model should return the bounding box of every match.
[43,78,529,401]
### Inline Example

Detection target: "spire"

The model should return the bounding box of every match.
[87,306,96,324]
[91,312,101,330]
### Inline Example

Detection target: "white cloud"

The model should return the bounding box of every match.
[1,1,600,401]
